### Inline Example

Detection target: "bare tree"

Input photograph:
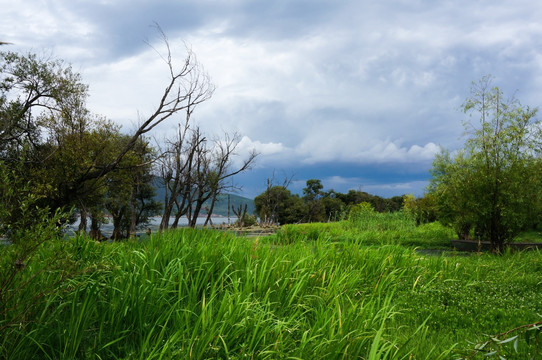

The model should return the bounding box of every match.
[201,132,258,226]
[157,111,202,230]
[158,125,258,230]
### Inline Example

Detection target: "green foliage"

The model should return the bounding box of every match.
[1,51,163,240]
[321,195,347,221]
[0,161,70,242]
[255,180,406,226]
[237,213,258,227]
[0,230,421,359]
[0,51,88,157]
[254,186,307,225]
[271,210,454,249]
[337,189,404,213]
[457,318,542,359]
[430,76,542,251]
[302,179,326,222]
[105,136,161,239]
[348,201,375,222]
[302,178,323,201]
[402,193,438,226]
[0,162,73,342]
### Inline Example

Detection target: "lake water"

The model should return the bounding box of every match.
[67,216,237,239]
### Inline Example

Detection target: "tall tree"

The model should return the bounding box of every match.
[430,76,540,252]
[254,184,306,225]
[104,136,160,239]
[254,173,294,226]
[303,179,325,222]
[0,51,88,159]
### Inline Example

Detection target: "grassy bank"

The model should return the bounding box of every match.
[273,211,456,249]
[1,215,541,359]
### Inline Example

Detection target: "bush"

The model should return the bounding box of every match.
[235,213,258,227]
[348,201,375,223]
[403,194,438,226]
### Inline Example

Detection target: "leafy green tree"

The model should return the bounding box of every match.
[303,179,325,222]
[0,51,88,158]
[321,191,346,221]
[402,193,438,225]
[387,196,405,212]
[254,186,306,225]
[303,179,323,201]
[333,189,403,214]
[104,136,161,239]
[430,76,540,252]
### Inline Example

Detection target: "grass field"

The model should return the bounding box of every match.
[1,212,541,359]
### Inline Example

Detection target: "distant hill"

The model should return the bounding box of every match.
[209,193,256,217]
[152,178,255,217]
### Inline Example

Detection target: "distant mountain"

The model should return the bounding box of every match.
[209,193,256,217]
[152,178,255,217]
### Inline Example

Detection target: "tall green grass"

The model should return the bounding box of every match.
[1,221,541,359]
[275,211,455,249]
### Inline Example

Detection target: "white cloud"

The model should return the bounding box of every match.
[294,119,440,165]
[237,136,286,157]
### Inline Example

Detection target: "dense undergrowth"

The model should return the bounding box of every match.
[1,213,541,359]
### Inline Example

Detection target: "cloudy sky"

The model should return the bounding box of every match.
[3,1,542,198]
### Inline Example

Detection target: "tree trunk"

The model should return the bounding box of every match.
[203,194,219,227]
[78,207,87,233]
[159,181,172,231]
[111,214,124,240]
[130,182,138,238]
[89,214,105,241]
[188,200,204,228]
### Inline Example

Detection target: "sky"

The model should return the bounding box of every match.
[2,0,542,198]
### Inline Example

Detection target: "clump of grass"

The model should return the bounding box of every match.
[272,211,455,249]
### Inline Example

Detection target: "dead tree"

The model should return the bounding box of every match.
[158,124,204,230]
[232,203,248,228]
[202,132,258,227]
[159,127,258,229]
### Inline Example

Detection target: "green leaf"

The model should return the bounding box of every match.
[499,335,517,344]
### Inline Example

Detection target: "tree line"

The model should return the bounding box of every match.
[253,177,404,226]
